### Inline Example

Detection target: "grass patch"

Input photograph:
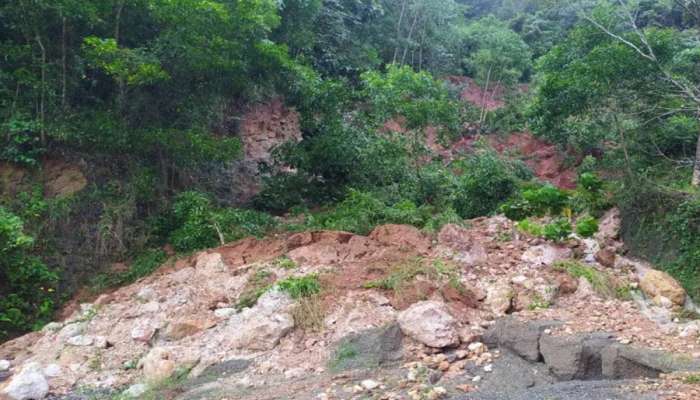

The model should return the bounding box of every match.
[89,249,168,293]
[277,274,321,299]
[683,374,700,384]
[328,341,359,372]
[528,293,552,310]
[553,260,618,298]
[364,258,458,291]
[273,256,297,270]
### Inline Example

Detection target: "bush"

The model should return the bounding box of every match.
[169,191,277,253]
[543,218,572,241]
[575,215,599,238]
[0,207,58,338]
[522,184,569,216]
[516,219,544,237]
[452,150,519,219]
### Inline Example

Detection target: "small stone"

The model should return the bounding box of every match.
[468,342,486,355]
[361,379,380,390]
[438,361,450,371]
[42,322,63,333]
[131,324,155,343]
[483,364,493,373]
[455,350,468,360]
[0,360,10,372]
[427,386,447,400]
[472,375,482,382]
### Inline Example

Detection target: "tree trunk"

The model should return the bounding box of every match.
[35,32,46,145]
[393,0,408,64]
[61,15,67,109]
[401,12,419,66]
[479,66,493,128]
[693,130,700,187]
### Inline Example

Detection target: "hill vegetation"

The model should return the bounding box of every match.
[1,0,699,340]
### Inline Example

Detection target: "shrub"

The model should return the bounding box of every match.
[1,116,45,166]
[522,184,569,216]
[543,218,572,241]
[573,172,609,216]
[553,260,617,298]
[169,191,277,252]
[452,150,519,219]
[575,215,599,238]
[0,207,58,338]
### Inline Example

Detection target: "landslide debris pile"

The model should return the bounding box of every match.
[2,212,700,400]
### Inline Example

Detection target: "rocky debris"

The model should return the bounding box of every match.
[1,362,49,400]
[521,244,572,266]
[369,224,431,255]
[639,269,686,306]
[435,224,488,266]
[485,282,513,316]
[483,317,563,362]
[228,290,295,351]
[398,301,460,348]
[329,324,403,371]
[594,248,617,268]
[595,208,621,245]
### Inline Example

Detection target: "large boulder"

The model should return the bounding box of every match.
[397,301,459,348]
[540,333,614,381]
[1,362,49,400]
[483,318,563,362]
[228,290,295,351]
[141,347,176,383]
[436,224,488,266]
[639,269,686,306]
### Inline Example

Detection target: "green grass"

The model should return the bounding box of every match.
[277,274,321,299]
[328,342,359,371]
[273,256,297,270]
[683,374,700,385]
[234,269,276,310]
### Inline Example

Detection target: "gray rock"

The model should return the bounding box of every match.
[483,317,562,362]
[329,323,403,371]
[540,332,614,380]
[458,379,657,400]
[189,359,252,386]
[465,350,555,395]
[602,344,700,379]
[123,383,148,398]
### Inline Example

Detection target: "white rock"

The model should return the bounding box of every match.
[136,287,157,302]
[511,275,528,285]
[521,244,572,266]
[397,301,459,348]
[0,359,10,371]
[131,323,156,343]
[284,368,305,379]
[472,375,482,382]
[57,322,85,339]
[2,363,49,400]
[123,383,149,398]
[484,364,493,373]
[361,379,380,390]
[42,364,61,378]
[214,308,236,318]
[66,335,94,347]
